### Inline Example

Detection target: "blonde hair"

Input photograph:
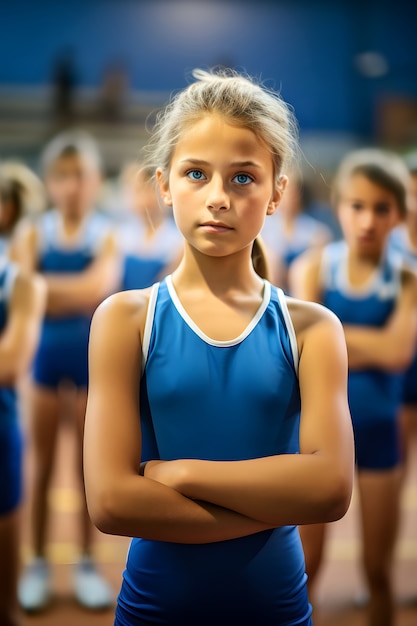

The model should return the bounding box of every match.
[143,68,298,183]
[0,161,46,232]
[41,129,102,174]
[332,148,410,218]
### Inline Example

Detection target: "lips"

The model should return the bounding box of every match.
[200,221,233,231]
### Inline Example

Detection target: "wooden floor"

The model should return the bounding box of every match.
[18,416,417,626]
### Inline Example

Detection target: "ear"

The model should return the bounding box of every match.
[267,175,288,215]
[156,168,172,206]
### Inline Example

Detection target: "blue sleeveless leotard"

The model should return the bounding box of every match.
[389,225,417,405]
[0,257,23,515]
[320,240,404,469]
[32,209,111,388]
[115,276,312,626]
[119,217,183,291]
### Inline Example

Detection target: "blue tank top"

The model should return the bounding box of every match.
[0,257,18,426]
[320,240,403,423]
[117,277,312,625]
[36,209,111,323]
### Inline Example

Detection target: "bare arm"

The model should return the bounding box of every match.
[145,303,354,527]
[289,250,417,372]
[84,292,274,543]
[8,219,39,273]
[0,270,46,385]
[44,233,121,315]
[343,269,417,371]
[287,248,323,302]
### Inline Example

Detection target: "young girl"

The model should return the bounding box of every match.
[84,69,354,626]
[12,131,119,612]
[0,177,45,626]
[290,149,417,626]
[117,162,183,290]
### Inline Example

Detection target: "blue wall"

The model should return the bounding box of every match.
[2,0,417,135]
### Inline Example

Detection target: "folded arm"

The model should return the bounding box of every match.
[84,292,274,544]
[44,234,121,315]
[343,269,417,371]
[145,303,354,527]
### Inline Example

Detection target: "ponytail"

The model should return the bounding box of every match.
[252,237,270,280]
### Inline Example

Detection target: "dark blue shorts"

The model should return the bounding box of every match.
[0,421,23,515]
[353,415,401,471]
[403,352,417,405]
[32,316,90,389]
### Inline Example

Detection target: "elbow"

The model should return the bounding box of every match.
[313,464,353,523]
[86,486,123,535]
[0,364,23,387]
[389,351,413,373]
[322,471,353,523]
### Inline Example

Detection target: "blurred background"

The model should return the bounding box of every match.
[1,0,416,178]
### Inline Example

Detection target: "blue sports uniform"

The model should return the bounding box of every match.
[0,257,23,515]
[320,240,404,470]
[115,276,312,626]
[261,212,332,272]
[32,209,111,389]
[119,217,183,291]
[389,225,417,405]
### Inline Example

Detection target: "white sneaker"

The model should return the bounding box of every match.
[18,557,51,612]
[73,556,114,610]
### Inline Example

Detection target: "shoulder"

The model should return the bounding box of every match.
[91,286,155,343]
[286,296,342,336]
[288,246,325,299]
[285,296,347,370]
[12,215,39,241]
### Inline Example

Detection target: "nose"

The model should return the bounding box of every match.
[206,175,230,211]
[360,208,376,230]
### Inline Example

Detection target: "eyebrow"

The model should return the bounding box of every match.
[179,158,261,168]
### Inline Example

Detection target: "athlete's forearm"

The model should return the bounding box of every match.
[45,262,119,315]
[144,453,352,527]
[87,473,273,544]
[344,325,414,371]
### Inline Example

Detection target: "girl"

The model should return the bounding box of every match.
[0,176,45,625]
[290,148,417,626]
[12,131,119,612]
[84,69,354,626]
[117,162,183,290]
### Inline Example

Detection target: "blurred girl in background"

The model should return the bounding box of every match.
[291,148,417,626]
[12,130,120,613]
[117,162,183,290]
[0,171,45,625]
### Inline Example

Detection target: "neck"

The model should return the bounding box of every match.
[405,212,417,244]
[172,244,263,297]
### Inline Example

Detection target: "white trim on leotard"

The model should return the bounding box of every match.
[141,282,160,372]
[277,288,299,376]
[166,274,271,348]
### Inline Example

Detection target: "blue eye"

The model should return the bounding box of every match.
[187,169,206,181]
[233,173,252,185]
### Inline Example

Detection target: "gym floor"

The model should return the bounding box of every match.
[19,416,417,626]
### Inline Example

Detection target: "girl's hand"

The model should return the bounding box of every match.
[144,459,187,492]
